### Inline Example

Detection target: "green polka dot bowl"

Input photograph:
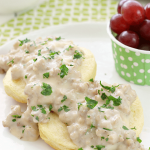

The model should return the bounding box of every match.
[107,23,150,86]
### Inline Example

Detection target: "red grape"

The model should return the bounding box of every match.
[138,40,150,51]
[144,3,150,20]
[117,0,134,14]
[121,1,145,25]
[139,19,150,41]
[110,14,130,34]
[117,31,140,48]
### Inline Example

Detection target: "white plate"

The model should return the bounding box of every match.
[0,23,149,150]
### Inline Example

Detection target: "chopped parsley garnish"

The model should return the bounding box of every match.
[31,106,37,111]
[137,137,142,143]
[98,90,100,95]
[41,82,52,96]
[22,126,25,128]
[49,50,60,59]
[25,75,27,79]
[19,38,30,46]
[37,105,43,108]
[38,50,41,56]
[70,64,74,66]
[7,59,14,65]
[122,126,129,130]
[43,56,47,60]
[58,105,70,112]
[25,50,29,53]
[131,126,137,130]
[12,115,21,118]
[35,116,39,121]
[78,148,83,150]
[33,41,37,47]
[86,123,95,134]
[100,81,119,93]
[126,137,130,139]
[106,138,109,141]
[98,107,104,112]
[106,106,114,109]
[103,128,112,131]
[33,58,37,62]
[12,119,16,122]
[87,115,90,118]
[43,72,49,78]
[49,104,53,111]
[101,137,105,140]
[31,114,34,117]
[48,38,53,41]
[104,116,107,120]
[59,64,69,78]
[107,95,122,106]
[91,145,94,148]
[101,93,107,100]
[85,97,98,109]
[89,78,94,82]
[65,45,73,51]
[61,95,67,103]
[73,50,82,59]
[22,129,25,133]
[78,102,83,110]
[55,36,61,41]
[41,41,47,45]
[93,145,105,150]
[41,107,46,114]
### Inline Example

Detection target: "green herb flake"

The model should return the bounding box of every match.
[35,116,39,121]
[94,145,105,150]
[137,137,142,143]
[59,64,69,78]
[73,50,82,59]
[41,107,46,114]
[91,145,94,148]
[101,93,107,100]
[43,72,49,78]
[122,125,129,130]
[86,123,95,134]
[41,41,47,45]
[103,128,112,131]
[22,129,25,133]
[58,105,70,112]
[12,119,16,122]
[104,116,107,120]
[43,56,47,60]
[33,58,37,62]
[100,81,119,93]
[25,75,27,79]
[89,78,94,82]
[33,41,37,47]
[78,102,83,110]
[22,126,25,128]
[70,64,74,66]
[31,114,34,117]
[101,137,105,140]
[98,107,104,112]
[41,82,52,96]
[126,137,130,139]
[106,138,109,141]
[25,50,29,53]
[48,38,53,41]
[12,115,21,118]
[85,97,98,109]
[55,36,61,41]
[61,95,67,103]
[7,59,14,65]
[38,50,41,56]
[87,115,90,118]
[108,95,122,106]
[31,106,37,111]
[49,104,53,111]
[19,38,30,46]
[78,148,83,150]
[98,90,100,95]
[131,126,137,130]
[37,105,43,108]
[49,51,60,59]
[65,45,73,51]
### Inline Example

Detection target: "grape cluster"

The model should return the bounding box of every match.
[110,0,150,51]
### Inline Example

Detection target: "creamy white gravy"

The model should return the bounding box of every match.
[0,36,145,150]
